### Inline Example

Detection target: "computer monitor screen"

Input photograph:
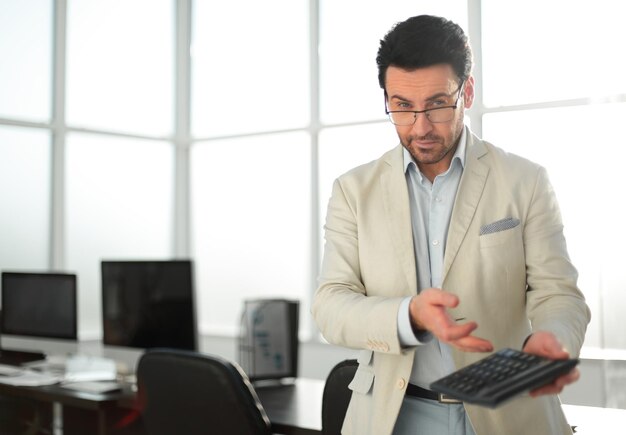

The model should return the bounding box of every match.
[1,272,78,340]
[101,260,197,351]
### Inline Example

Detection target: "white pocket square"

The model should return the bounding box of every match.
[480,217,520,235]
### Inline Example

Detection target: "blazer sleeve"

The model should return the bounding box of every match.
[523,166,591,357]
[312,177,405,355]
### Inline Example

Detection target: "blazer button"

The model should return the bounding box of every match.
[397,378,406,389]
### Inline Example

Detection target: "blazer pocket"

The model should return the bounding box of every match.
[479,224,521,248]
[479,217,520,235]
[348,367,374,395]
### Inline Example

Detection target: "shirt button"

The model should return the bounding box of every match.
[432,240,439,246]
[435,196,442,202]
[397,378,406,389]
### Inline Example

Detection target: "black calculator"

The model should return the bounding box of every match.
[430,348,579,408]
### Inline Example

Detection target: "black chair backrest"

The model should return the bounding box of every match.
[321,359,358,435]
[137,348,272,435]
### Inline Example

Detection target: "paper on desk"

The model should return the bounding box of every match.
[63,355,117,382]
[0,369,61,386]
[61,381,122,394]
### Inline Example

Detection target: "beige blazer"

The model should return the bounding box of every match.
[313,129,590,435]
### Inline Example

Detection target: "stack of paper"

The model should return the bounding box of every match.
[64,355,117,382]
[0,369,61,386]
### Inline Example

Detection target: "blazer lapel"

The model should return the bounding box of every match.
[380,145,417,295]
[442,133,490,282]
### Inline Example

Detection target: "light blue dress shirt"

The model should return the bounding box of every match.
[396,127,467,389]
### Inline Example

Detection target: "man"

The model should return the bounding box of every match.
[312,15,590,435]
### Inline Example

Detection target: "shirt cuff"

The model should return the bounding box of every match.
[397,296,433,347]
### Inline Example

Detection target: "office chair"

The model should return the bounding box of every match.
[321,359,358,435]
[136,348,272,435]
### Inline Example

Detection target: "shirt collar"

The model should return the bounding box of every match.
[403,126,467,177]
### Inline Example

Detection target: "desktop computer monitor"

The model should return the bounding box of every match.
[0,271,78,363]
[1,271,78,340]
[101,260,197,351]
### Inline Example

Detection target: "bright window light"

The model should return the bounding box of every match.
[191,0,309,137]
[66,0,174,135]
[0,0,51,122]
[482,0,626,106]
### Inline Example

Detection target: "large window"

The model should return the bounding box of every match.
[1,1,624,351]
[65,133,174,335]
[191,132,311,335]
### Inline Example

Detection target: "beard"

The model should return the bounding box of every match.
[401,118,465,167]
[401,133,454,166]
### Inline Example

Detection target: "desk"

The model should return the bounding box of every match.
[256,378,323,435]
[0,380,138,434]
[2,376,625,435]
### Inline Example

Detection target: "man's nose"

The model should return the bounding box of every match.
[410,112,434,136]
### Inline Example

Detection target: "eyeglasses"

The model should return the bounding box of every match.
[385,81,465,126]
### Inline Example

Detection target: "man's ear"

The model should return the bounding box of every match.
[463,76,475,109]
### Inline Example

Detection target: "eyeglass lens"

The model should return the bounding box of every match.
[389,107,455,125]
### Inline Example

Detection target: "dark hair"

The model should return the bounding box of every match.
[376,15,473,89]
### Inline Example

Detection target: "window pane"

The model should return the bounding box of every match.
[191,0,309,137]
[482,0,626,106]
[0,0,51,122]
[190,132,311,336]
[0,126,51,270]
[319,0,467,125]
[483,103,626,349]
[66,0,174,136]
[66,133,174,338]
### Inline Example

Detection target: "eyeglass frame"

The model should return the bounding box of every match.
[384,80,466,126]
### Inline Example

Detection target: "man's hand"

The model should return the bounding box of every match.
[523,331,580,397]
[408,288,493,352]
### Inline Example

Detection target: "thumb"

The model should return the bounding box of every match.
[431,290,459,309]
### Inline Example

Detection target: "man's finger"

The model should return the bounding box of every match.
[529,369,579,397]
[530,383,562,397]
[450,336,494,353]
[437,322,477,341]
[422,288,460,309]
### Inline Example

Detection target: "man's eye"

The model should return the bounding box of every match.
[430,99,447,107]
[396,102,411,109]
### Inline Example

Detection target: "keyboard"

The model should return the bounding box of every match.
[430,348,579,408]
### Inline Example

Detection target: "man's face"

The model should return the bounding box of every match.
[385,64,474,180]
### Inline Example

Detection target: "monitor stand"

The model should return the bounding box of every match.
[0,347,47,365]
